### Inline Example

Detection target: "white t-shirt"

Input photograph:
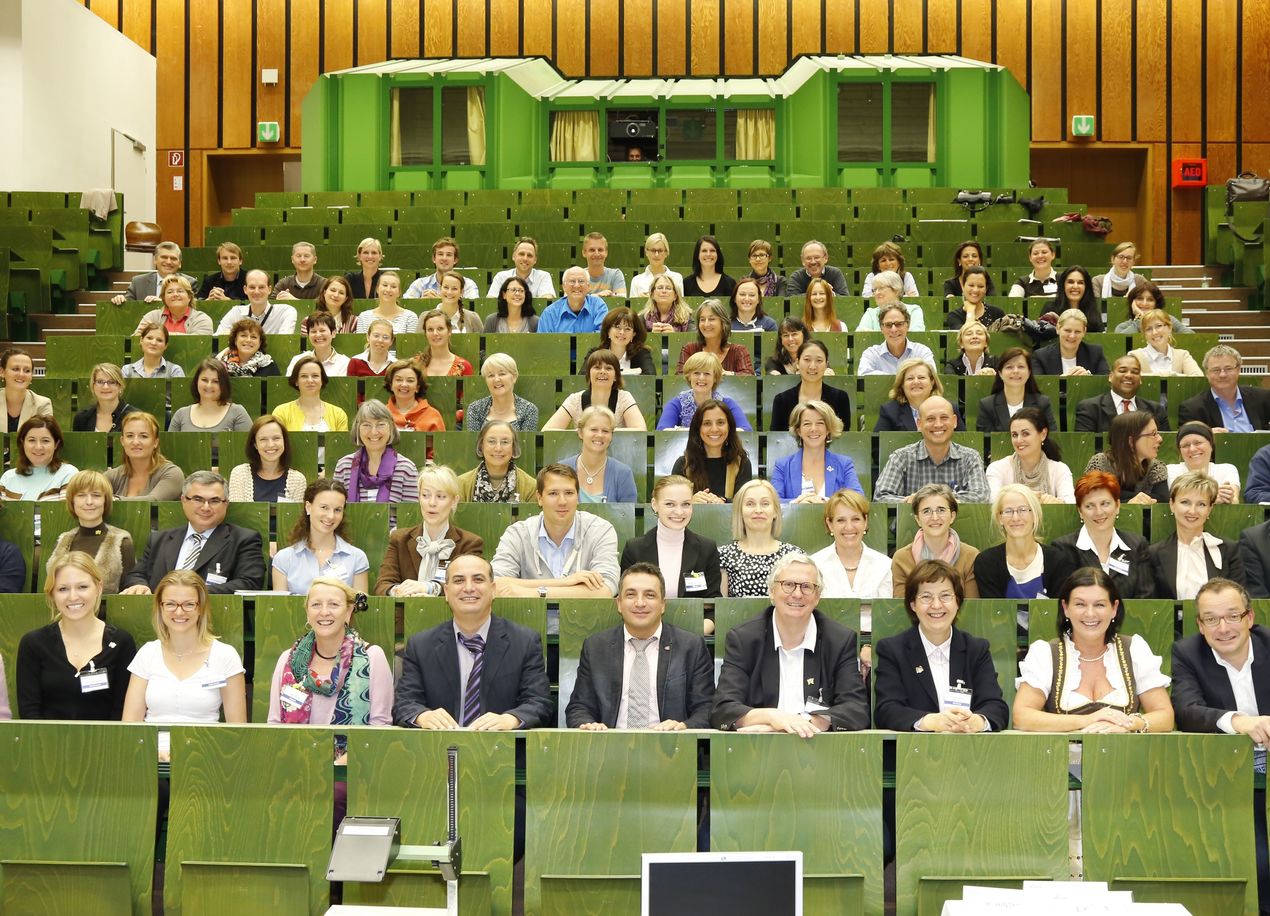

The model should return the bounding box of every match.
[128,639,244,724]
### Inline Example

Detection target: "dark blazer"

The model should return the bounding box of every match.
[393,615,552,728]
[1178,385,1270,431]
[123,270,196,301]
[873,627,1010,731]
[565,622,715,728]
[943,353,998,377]
[344,270,384,300]
[944,304,1005,331]
[1030,341,1109,377]
[770,383,852,432]
[1147,533,1246,599]
[1238,520,1270,599]
[1048,528,1155,599]
[972,542,1068,599]
[1074,391,1169,433]
[710,607,870,731]
[119,522,265,594]
[974,391,1058,433]
[1171,626,1270,732]
[372,523,485,596]
[620,527,722,598]
[875,399,966,432]
[72,401,138,433]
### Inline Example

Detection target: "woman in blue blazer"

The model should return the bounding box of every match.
[771,400,863,501]
[873,357,965,432]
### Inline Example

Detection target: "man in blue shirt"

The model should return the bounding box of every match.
[537,266,608,333]
[1179,345,1270,432]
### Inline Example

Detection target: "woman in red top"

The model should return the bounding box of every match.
[417,309,473,377]
[674,299,754,376]
[384,359,444,432]
[347,318,395,377]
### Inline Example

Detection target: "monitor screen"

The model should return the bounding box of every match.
[642,852,802,916]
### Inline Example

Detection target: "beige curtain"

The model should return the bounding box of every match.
[550,110,601,161]
[389,89,403,166]
[926,86,937,162]
[466,86,486,166]
[735,109,775,160]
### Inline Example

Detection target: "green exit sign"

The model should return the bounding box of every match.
[1071,115,1095,138]
[257,121,280,143]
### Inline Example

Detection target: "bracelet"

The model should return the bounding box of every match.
[1134,712,1150,733]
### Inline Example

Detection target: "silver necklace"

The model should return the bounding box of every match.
[577,453,607,485]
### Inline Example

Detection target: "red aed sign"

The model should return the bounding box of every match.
[1172,158,1207,188]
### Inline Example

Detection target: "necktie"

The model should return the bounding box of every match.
[627,637,656,728]
[458,633,486,726]
[1121,399,1131,414]
[178,533,204,571]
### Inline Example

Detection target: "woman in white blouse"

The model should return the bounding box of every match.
[1013,567,1173,733]
[810,489,891,599]
[628,232,685,298]
[1127,309,1202,377]
[986,408,1075,503]
[122,570,247,757]
[1166,421,1239,503]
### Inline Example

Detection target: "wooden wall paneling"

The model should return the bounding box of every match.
[455,0,486,59]
[622,0,654,75]
[290,0,322,149]
[358,0,390,66]
[122,0,152,52]
[823,0,856,54]
[222,0,255,149]
[1028,0,1062,142]
[1169,141,1204,264]
[1097,0,1133,143]
[1205,0,1238,142]
[521,0,553,61]
[1241,0,1270,141]
[153,0,185,253]
[1205,144,1238,197]
[690,0,722,75]
[992,0,1028,90]
[927,0,959,53]
[959,0,994,62]
[325,0,355,71]
[189,154,207,247]
[1134,0,1168,141]
[656,0,687,76]
[722,0,756,75]
[789,0,824,58]
[488,0,519,57]
[555,0,588,75]
[1063,0,1097,140]
[187,0,221,151]
[88,0,118,29]
[391,0,421,56]
[891,0,925,54]
[755,0,787,74]
[857,0,891,53]
[257,0,289,143]
[588,0,620,76]
[1168,0,1203,143]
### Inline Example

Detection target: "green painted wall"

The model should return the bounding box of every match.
[783,71,832,188]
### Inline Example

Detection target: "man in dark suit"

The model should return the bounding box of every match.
[1239,519,1270,599]
[394,554,552,730]
[1178,344,1270,432]
[119,471,264,595]
[710,551,869,735]
[1074,355,1170,433]
[565,562,714,730]
[109,241,195,304]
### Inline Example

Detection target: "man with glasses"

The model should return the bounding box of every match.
[711,552,869,735]
[874,397,990,503]
[1074,354,1169,433]
[785,240,851,296]
[120,470,265,594]
[536,266,609,334]
[1179,344,1270,432]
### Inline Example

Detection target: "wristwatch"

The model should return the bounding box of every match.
[537,586,548,598]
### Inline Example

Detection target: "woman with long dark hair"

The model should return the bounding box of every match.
[975,347,1058,433]
[1084,409,1169,504]
[670,398,753,504]
[482,275,539,333]
[985,407,1074,503]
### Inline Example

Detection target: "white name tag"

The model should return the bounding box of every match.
[201,676,228,690]
[280,683,308,710]
[206,573,227,585]
[944,685,973,711]
[80,669,110,693]
[684,573,707,592]
[1106,557,1130,576]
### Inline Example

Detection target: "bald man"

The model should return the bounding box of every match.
[213,269,298,334]
[873,396,990,503]
[536,266,609,333]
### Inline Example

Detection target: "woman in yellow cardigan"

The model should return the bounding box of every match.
[271,355,350,433]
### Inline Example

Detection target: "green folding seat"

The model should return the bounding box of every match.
[0,501,35,591]
[28,377,74,429]
[1149,502,1263,544]
[59,432,108,474]
[158,432,213,481]
[232,207,284,227]
[358,190,413,209]
[253,191,303,208]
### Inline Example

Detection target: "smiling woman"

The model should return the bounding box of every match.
[891,483,980,599]
[227,414,308,503]
[272,479,369,595]
[0,416,78,505]
[45,470,137,595]
[104,412,185,501]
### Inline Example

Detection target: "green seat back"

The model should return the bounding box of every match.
[0,594,51,709]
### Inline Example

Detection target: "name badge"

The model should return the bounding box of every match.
[279,683,308,711]
[206,573,228,585]
[201,676,228,690]
[684,572,707,592]
[1106,557,1130,576]
[80,669,110,693]
[944,683,973,711]
[804,697,830,715]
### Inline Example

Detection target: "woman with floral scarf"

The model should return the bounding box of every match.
[216,318,280,377]
[456,420,538,504]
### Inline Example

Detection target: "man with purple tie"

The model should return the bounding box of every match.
[393,554,552,730]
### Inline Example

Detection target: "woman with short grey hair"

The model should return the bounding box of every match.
[331,400,419,503]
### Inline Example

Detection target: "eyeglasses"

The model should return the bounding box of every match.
[776,580,820,596]
[881,320,908,330]
[359,421,392,430]
[161,600,200,613]
[93,378,120,387]
[999,507,1033,518]
[1135,429,1164,439]
[1198,610,1251,629]
[915,591,957,608]
[918,506,951,518]
[750,252,771,259]
[183,495,226,508]
[1208,365,1239,376]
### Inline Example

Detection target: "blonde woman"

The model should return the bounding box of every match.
[1128,309,1203,376]
[628,232,685,298]
[345,236,385,299]
[45,472,136,594]
[718,479,798,597]
[803,277,848,332]
[354,270,416,335]
[103,411,185,500]
[73,363,137,432]
[771,400,863,502]
[972,483,1065,604]
[875,358,964,432]
[640,273,692,333]
[132,274,214,335]
[810,489,891,599]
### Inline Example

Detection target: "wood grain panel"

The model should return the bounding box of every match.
[927,0,958,53]
[1098,0,1134,143]
[1064,0,1097,137]
[390,0,421,57]
[722,0,756,75]
[589,0,620,75]
[1205,0,1238,142]
[153,0,184,242]
[657,0,687,76]
[1168,0,1203,143]
[1243,0,1270,141]
[958,0,992,61]
[1169,141,1204,265]
[188,152,206,246]
[325,0,355,71]
[858,0,890,53]
[256,0,288,138]
[555,0,587,74]
[993,0,1028,88]
[221,0,254,149]
[88,0,118,29]
[1135,0,1168,141]
[358,0,389,65]
[892,0,924,53]
[122,0,151,52]
[290,0,321,150]
[187,0,220,151]
[521,0,553,60]
[790,0,822,57]
[824,0,855,53]
[756,0,787,74]
[456,0,486,58]
[623,0,654,75]
[690,0,720,74]
[487,0,517,56]
[1028,0,1062,141]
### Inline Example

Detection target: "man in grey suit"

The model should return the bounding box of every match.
[394,554,552,730]
[110,241,195,304]
[1073,355,1169,432]
[565,562,714,730]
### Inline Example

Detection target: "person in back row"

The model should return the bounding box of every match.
[272,241,326,300]
[786,240,851,296]
[214,269,299,335]
[581,232,627,297]
[112,241,194,304]
[487,236,556,299]
[197,242,246,301]
[404,236,481,299]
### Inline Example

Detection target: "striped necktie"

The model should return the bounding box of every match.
[627,637,656,728]
[178,533,205,571]
[458,633,486,726]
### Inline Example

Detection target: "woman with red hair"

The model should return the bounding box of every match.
[1048,470,1155,599]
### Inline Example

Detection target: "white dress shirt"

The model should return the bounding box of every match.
[774,614,817,715]
[616,623,663,728]
[1175,533,1225,600]
[918,629,954,712]
[1213,640,1260,735]
[1075,526,1133,574]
